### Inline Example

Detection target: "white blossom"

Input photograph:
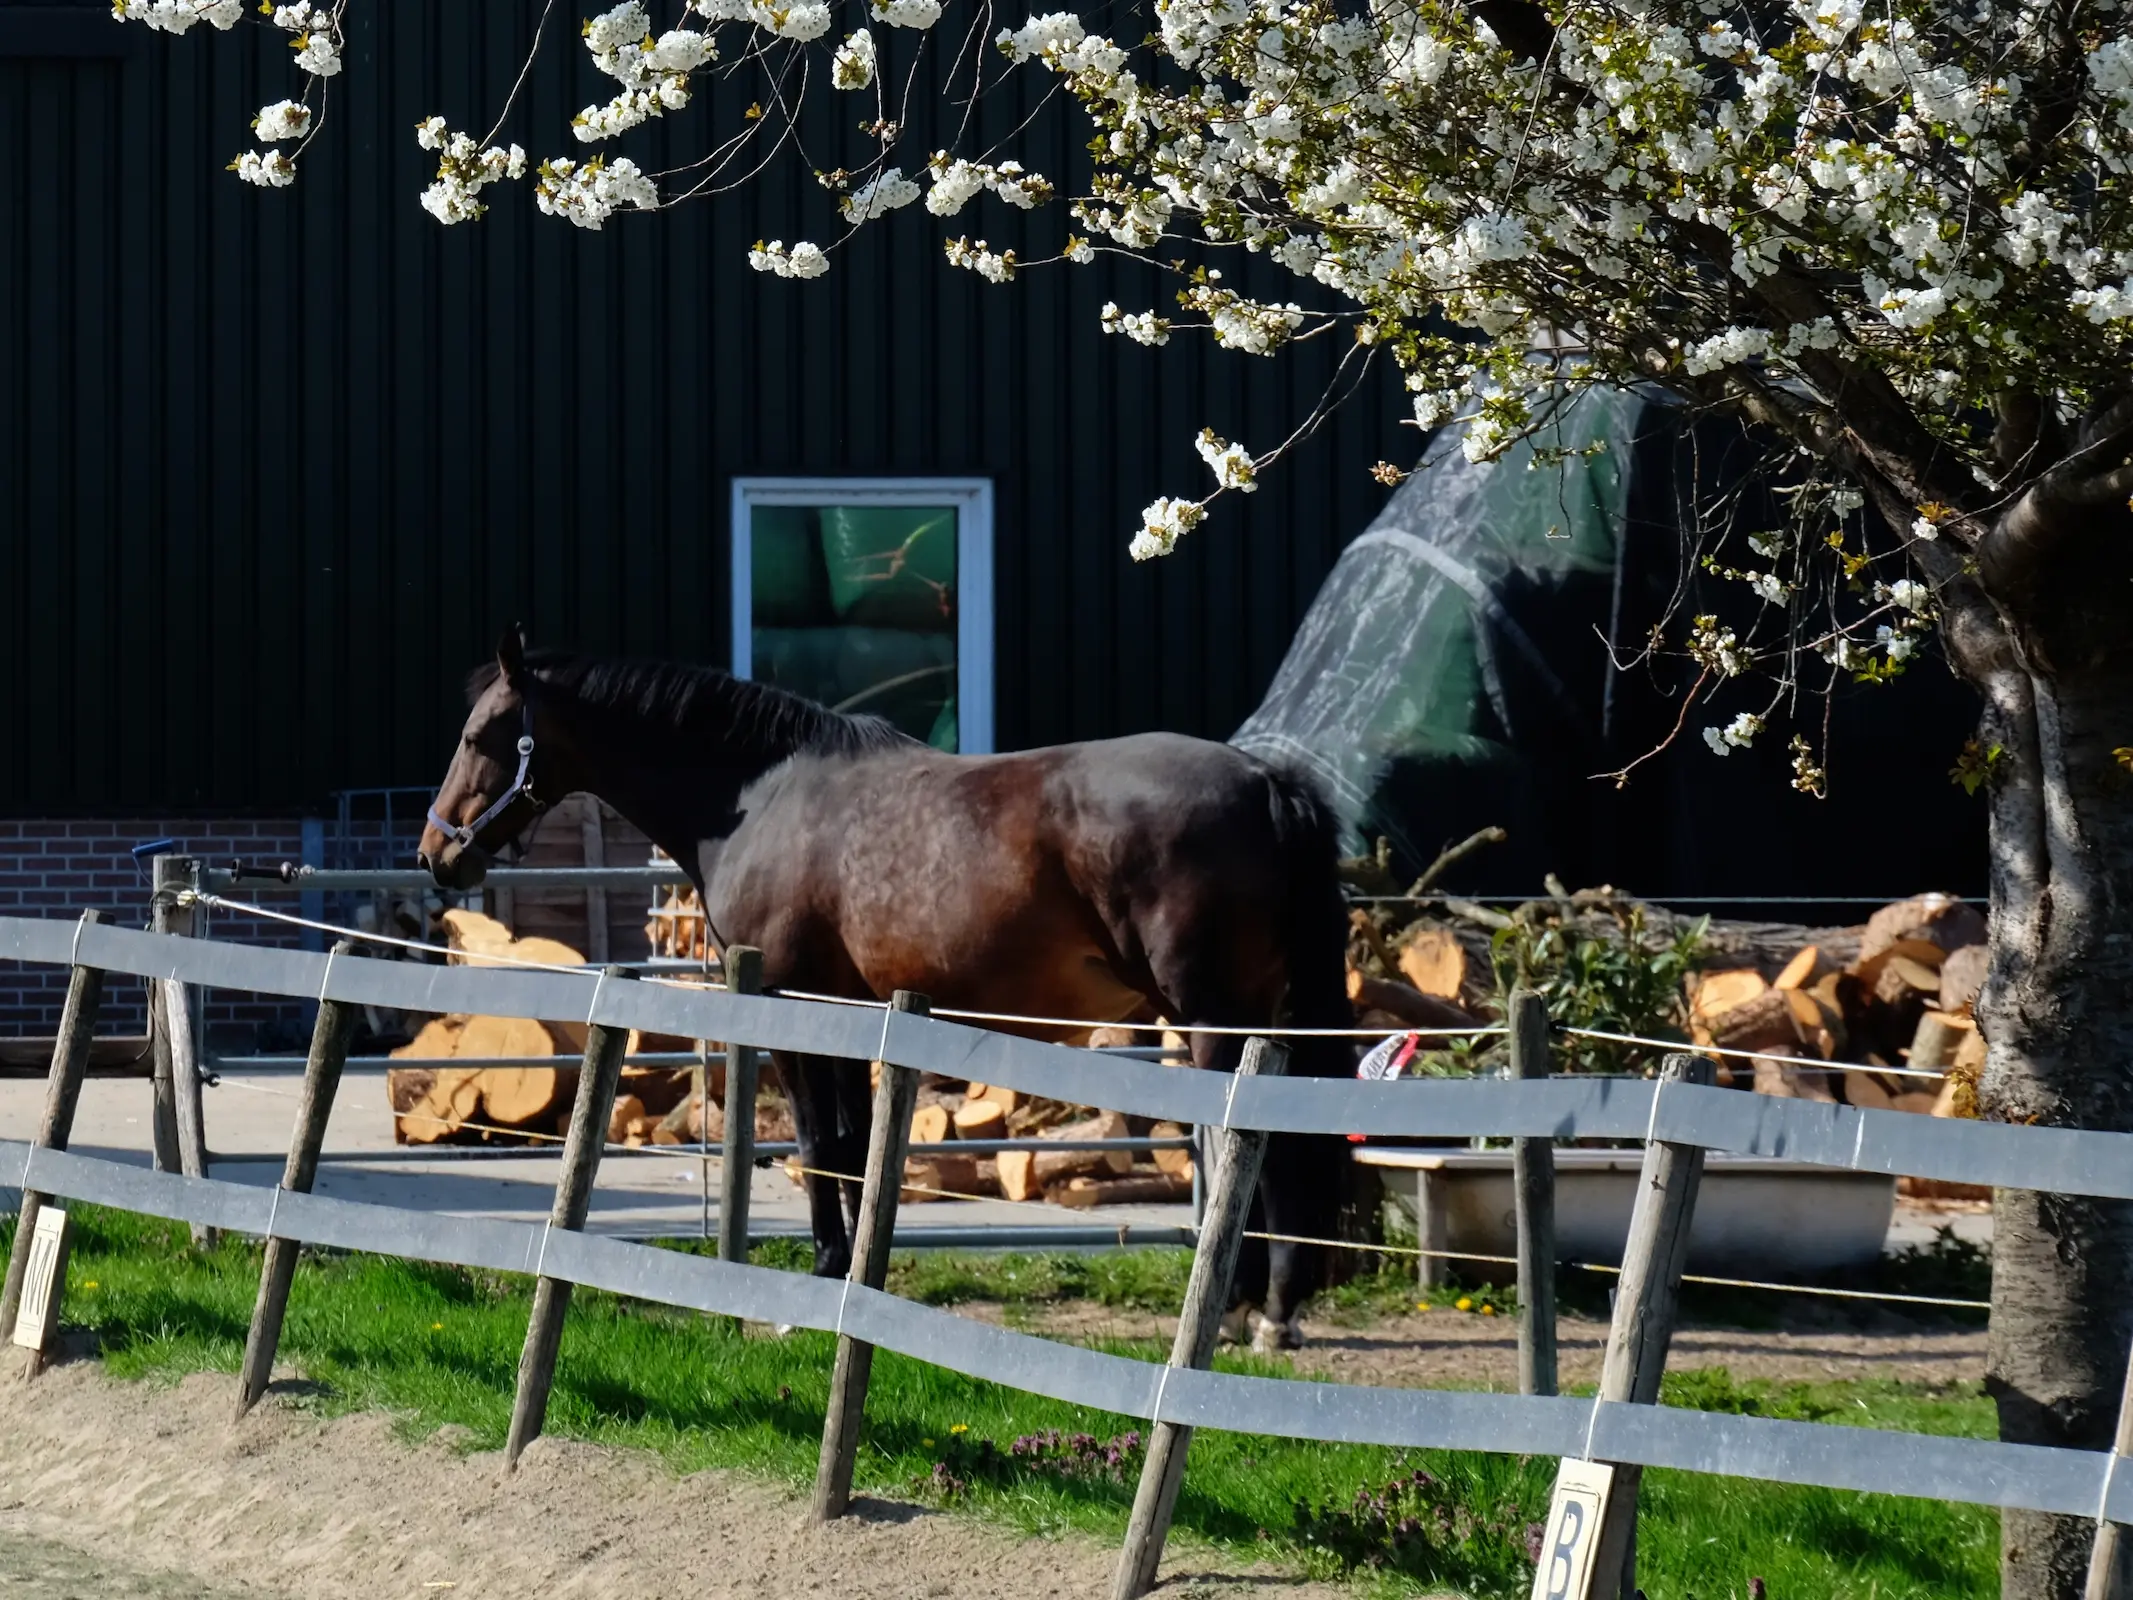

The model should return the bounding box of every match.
[1195,428,1257,492]
[945,237,1018,281]
[831,28,877,89]
[1131,497,1205,560]
[871,0,941,27]
[1101,302,1171,345]
[418,127,527,225]
[840,168,920,223]
[535,156,657,229]
[231,148,297,187]
[750,238,832,277]
[253,100,311,142]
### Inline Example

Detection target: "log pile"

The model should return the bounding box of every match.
[386,911,700,1145]
[779,1077,1195,1208]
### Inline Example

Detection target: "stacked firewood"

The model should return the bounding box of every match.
[385,909,705,1145]
[1687,893,1987,1114]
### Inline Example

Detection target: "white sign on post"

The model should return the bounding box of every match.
[1530,1458,1615,1600]
[11,1206,72,1352]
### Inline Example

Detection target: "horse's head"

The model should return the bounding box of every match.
[418,626,562,890]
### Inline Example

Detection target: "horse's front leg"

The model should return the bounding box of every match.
[778,1050,853,1278]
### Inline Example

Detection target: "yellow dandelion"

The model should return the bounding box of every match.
[922,1438,936,1449]
[82,1280,99,1290]
[431,1322,444,1331]
[949,1423,969,1435]
[1414,1302,1431,1313]
[1481,1305,1497,1317]
[1455,1297,1473,1312]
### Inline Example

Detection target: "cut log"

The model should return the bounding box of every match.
[1907,1011,1969,1072]
[455,1014,558,1065]
[1346,971,1478,1031]
[1752,1054,1838,1103]
[483,1066,574,1128]
[1149,1122,1194,1180]
[1954,1028,1988,1074]
[952,1099,1007,1140]
[394,1017,467,1059]
[1030,1111,1133,1187]
[1859,896,1987,964]
[619,1067,692,1117]
[606,1093,646,1145]
[1890,1091,1941,1115]
[910,1104,953,1144]
[1397,927,1468,999]
[440,908,515,959]
[1692,969,1768,1024]
[1938,944,1989,1017]
[1047,1173,1193,1208]
[1779,987,1844,1058]
[1773,946,1822,991]
[1899,1175,1993,1201]
[902,1154,992,1201]
[1708,989,1803,1055]
[975,1084,1022,1114]
[386,1067,439,1114]
[1879,954,1942,996]
[397,1067,484,1143]
[998,1149,1040,1202]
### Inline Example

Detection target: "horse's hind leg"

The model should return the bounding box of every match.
[779,1051,854,1278]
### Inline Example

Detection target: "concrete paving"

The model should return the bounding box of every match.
[0,1067,1197,1244]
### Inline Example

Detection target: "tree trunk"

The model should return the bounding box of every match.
[1976,654,2133,1600]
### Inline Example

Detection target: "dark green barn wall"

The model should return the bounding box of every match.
[0,0,1406,812]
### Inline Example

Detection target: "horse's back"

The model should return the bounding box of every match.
[706,730,1314,1024]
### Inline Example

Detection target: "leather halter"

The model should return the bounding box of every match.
[427,701,546,854]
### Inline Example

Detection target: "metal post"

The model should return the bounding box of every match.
[812,990,929,1522]
[235,942,359,1418]
[0,913,104,1343]
[1510,989,1558,1397]
[718,946,765,1264]
[1588,1053,1713,1600]
[504,967,635,1469]
[1112,1036,1289,1600]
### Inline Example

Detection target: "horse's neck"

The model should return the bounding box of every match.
[555,696,800,877]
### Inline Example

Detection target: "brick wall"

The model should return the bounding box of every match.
[0,817,325,1046]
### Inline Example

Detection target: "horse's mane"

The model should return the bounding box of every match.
[468,651,913,758]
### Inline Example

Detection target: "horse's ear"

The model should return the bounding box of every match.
[497,623,527,687]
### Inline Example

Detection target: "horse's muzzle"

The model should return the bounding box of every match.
[422,840,490,892]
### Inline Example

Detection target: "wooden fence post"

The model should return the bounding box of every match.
[157,856,215,1245]
[812,990,929,1522]
[1510,989,1559,1397]
[147,857,188,1178]
[718,946,765,1265]
[504,966,635,1469]
[234,941,359,1419]
[1587,1052,1713,1600]
[1113,1036,1290,1600]
[2083,1345,2133,1599]
[0,912,105,1345]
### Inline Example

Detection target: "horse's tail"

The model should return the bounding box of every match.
[1262,763,1355,1081]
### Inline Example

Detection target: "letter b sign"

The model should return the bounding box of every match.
[1530,1459,1614,1600]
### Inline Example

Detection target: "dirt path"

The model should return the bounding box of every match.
[968,1304,1986,1389]
[0,1366,1345,1600]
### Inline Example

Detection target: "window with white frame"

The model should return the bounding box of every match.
[729,478,994,754]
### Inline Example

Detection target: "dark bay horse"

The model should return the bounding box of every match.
[417,631,1353,1345]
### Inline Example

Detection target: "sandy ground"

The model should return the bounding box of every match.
[0,1365,1347,1600]
[968,1303,1987,1389]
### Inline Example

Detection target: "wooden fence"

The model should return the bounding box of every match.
[6,914,2133,1599]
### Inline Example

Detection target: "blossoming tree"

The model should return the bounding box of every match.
[115,0,2133,1587]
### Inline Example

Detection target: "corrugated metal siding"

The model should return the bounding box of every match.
[0,0,1405,812]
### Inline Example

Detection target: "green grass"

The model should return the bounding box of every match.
[11,1209,1998,1599]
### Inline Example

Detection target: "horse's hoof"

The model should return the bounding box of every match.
[1251,1315,1303,1354]
[773,1323,797,1337]
[1218,1304,1253,1346]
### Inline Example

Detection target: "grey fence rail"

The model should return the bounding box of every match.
[0,1137,2123,1523]
[7,914,2132,1200]
[7,915,2133,1555]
